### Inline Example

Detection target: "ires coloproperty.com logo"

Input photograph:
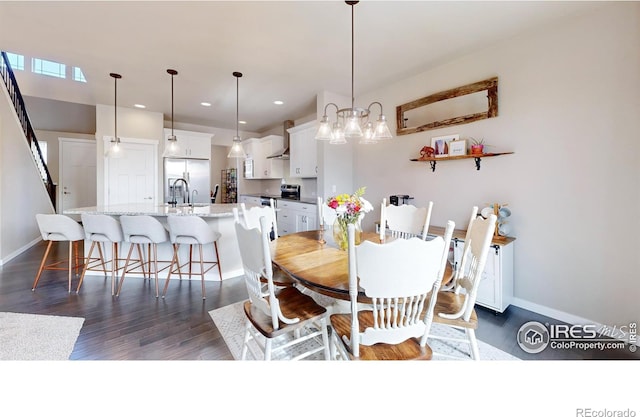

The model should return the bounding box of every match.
[517,321,637,354]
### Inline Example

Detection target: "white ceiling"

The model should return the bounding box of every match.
[0,1,602,133]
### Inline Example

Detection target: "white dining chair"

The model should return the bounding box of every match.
[330,220,454,360]
[163,215,222,300]
[380,198,433,241]
[240,199,278,240]
[235,216,331,360]
[77,213,125,295]
[425,207,496,360]
[33,214,86,293]
[117,215,170,298]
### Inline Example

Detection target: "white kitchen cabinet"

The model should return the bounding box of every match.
[163,129,212,159]
[288,121,318,178]
[243,136,283,179]
[277,200,317,236]
[452,238,514,313]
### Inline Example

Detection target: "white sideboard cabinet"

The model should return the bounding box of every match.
[452,237,514,313]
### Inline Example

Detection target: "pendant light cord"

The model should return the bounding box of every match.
[351,1,355,110]
[236,75,239,137]
[171,72,174,135]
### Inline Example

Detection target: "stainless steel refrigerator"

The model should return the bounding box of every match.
[164,158,211,204]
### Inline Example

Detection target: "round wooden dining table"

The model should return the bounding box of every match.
[269,229,453,303]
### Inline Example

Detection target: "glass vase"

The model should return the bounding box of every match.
[332,218,362,251]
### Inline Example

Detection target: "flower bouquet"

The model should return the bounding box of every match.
[326,186,373,250]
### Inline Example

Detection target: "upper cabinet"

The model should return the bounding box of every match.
[243,135,284,179]
[288,121,318,178]
[163,129,212,159]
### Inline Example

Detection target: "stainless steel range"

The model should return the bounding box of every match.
[280,184,301,200]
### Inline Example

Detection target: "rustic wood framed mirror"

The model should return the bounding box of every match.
[396,77,498,136]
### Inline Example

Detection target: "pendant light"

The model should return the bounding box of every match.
[315,1,393,144]
[106,72,123,158]
[227,71,247,158]
[163,69,179,157]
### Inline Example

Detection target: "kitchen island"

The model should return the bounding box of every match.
[64,203,252,282]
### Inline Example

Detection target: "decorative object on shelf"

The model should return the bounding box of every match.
[163,69,179,157]
[481,202,511,238]
[396,77,499,136]
[315,1,392,144]
[431,134,459,158]
[419,146,435,159]
[326,186,373,250]
[470,137,485,155]
[227,71,247,158]
[106,73,123,158]
[448,138,467,157]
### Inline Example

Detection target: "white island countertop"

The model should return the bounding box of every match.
[64,203,245,218]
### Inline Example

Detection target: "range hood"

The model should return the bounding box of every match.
[266,120,294,159]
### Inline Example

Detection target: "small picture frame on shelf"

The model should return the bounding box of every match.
[448,139,467,157]
[431,134,459,158]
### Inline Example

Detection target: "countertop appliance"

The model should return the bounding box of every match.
[389,194,413,206]
[279,184,301,200]
[164,157,211,205]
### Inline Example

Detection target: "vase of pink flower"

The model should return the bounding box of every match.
[326,186,373,250]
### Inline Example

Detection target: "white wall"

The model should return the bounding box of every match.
[0,80,54,264]
[353,2,640,327]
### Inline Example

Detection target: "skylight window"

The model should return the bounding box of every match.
[73,66,86,82]
[32,57,66,79]
[5,52,24,70]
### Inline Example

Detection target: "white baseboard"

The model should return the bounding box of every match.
[0,237,41,266]
[512,297,639,347]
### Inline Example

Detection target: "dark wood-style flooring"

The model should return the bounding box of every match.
[1,240,637,360]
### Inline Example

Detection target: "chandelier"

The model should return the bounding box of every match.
[106,72,123,158]
[163,69,179,157]
[227,71,247,158]
[315,0,392,145]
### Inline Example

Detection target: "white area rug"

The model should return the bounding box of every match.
[209,301,519,360]
[0,312,84,360]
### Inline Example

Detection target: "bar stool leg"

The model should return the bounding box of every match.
[32,241,54,291]
[67,241,74,293]
[116,242,136,297]
[214,242,222,281]
[199,244,206,300]
[152,243,160,298]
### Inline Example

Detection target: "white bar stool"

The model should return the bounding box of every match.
[33,214,86,293]
[117,215,170,298]
[163,215,222,300]
[77,213,125,295]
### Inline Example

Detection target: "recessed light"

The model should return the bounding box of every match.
[273,100,284,105]
[239,120,247,125]
[134,104,146,109]
[200,102,211,107]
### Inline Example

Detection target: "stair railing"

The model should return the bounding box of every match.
[0,51,56,208]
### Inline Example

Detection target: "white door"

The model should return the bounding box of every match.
[104,138,157,205]
[59,138,97,217]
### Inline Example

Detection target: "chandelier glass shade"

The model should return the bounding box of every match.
[227,71,247,158]
[315,1,393,144]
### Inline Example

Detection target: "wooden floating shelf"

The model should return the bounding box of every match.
[410,152,514,172]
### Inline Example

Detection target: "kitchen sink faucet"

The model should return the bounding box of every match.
[169,178,190,207]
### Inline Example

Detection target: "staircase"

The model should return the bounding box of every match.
[0,51,56,208]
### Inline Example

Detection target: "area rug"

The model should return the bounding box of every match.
[209,301,519,360]
[0,312,84,360]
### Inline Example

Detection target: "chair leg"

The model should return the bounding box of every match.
[110,242,119,296]
[188,245,193,279]
[77,241,98,293]
[199,244,206,300]
[67,240,74,293]
[320,317,331,360]
[136,243,147,279]
[213,241,222,280]
[96,242,108,278]
[162,244,179,298]
[241,321,252,360]
[116,243,136,297]
[467,328,480,360]
[32,240,53,291]
[264,338,272,361]
[152,243,159,298]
